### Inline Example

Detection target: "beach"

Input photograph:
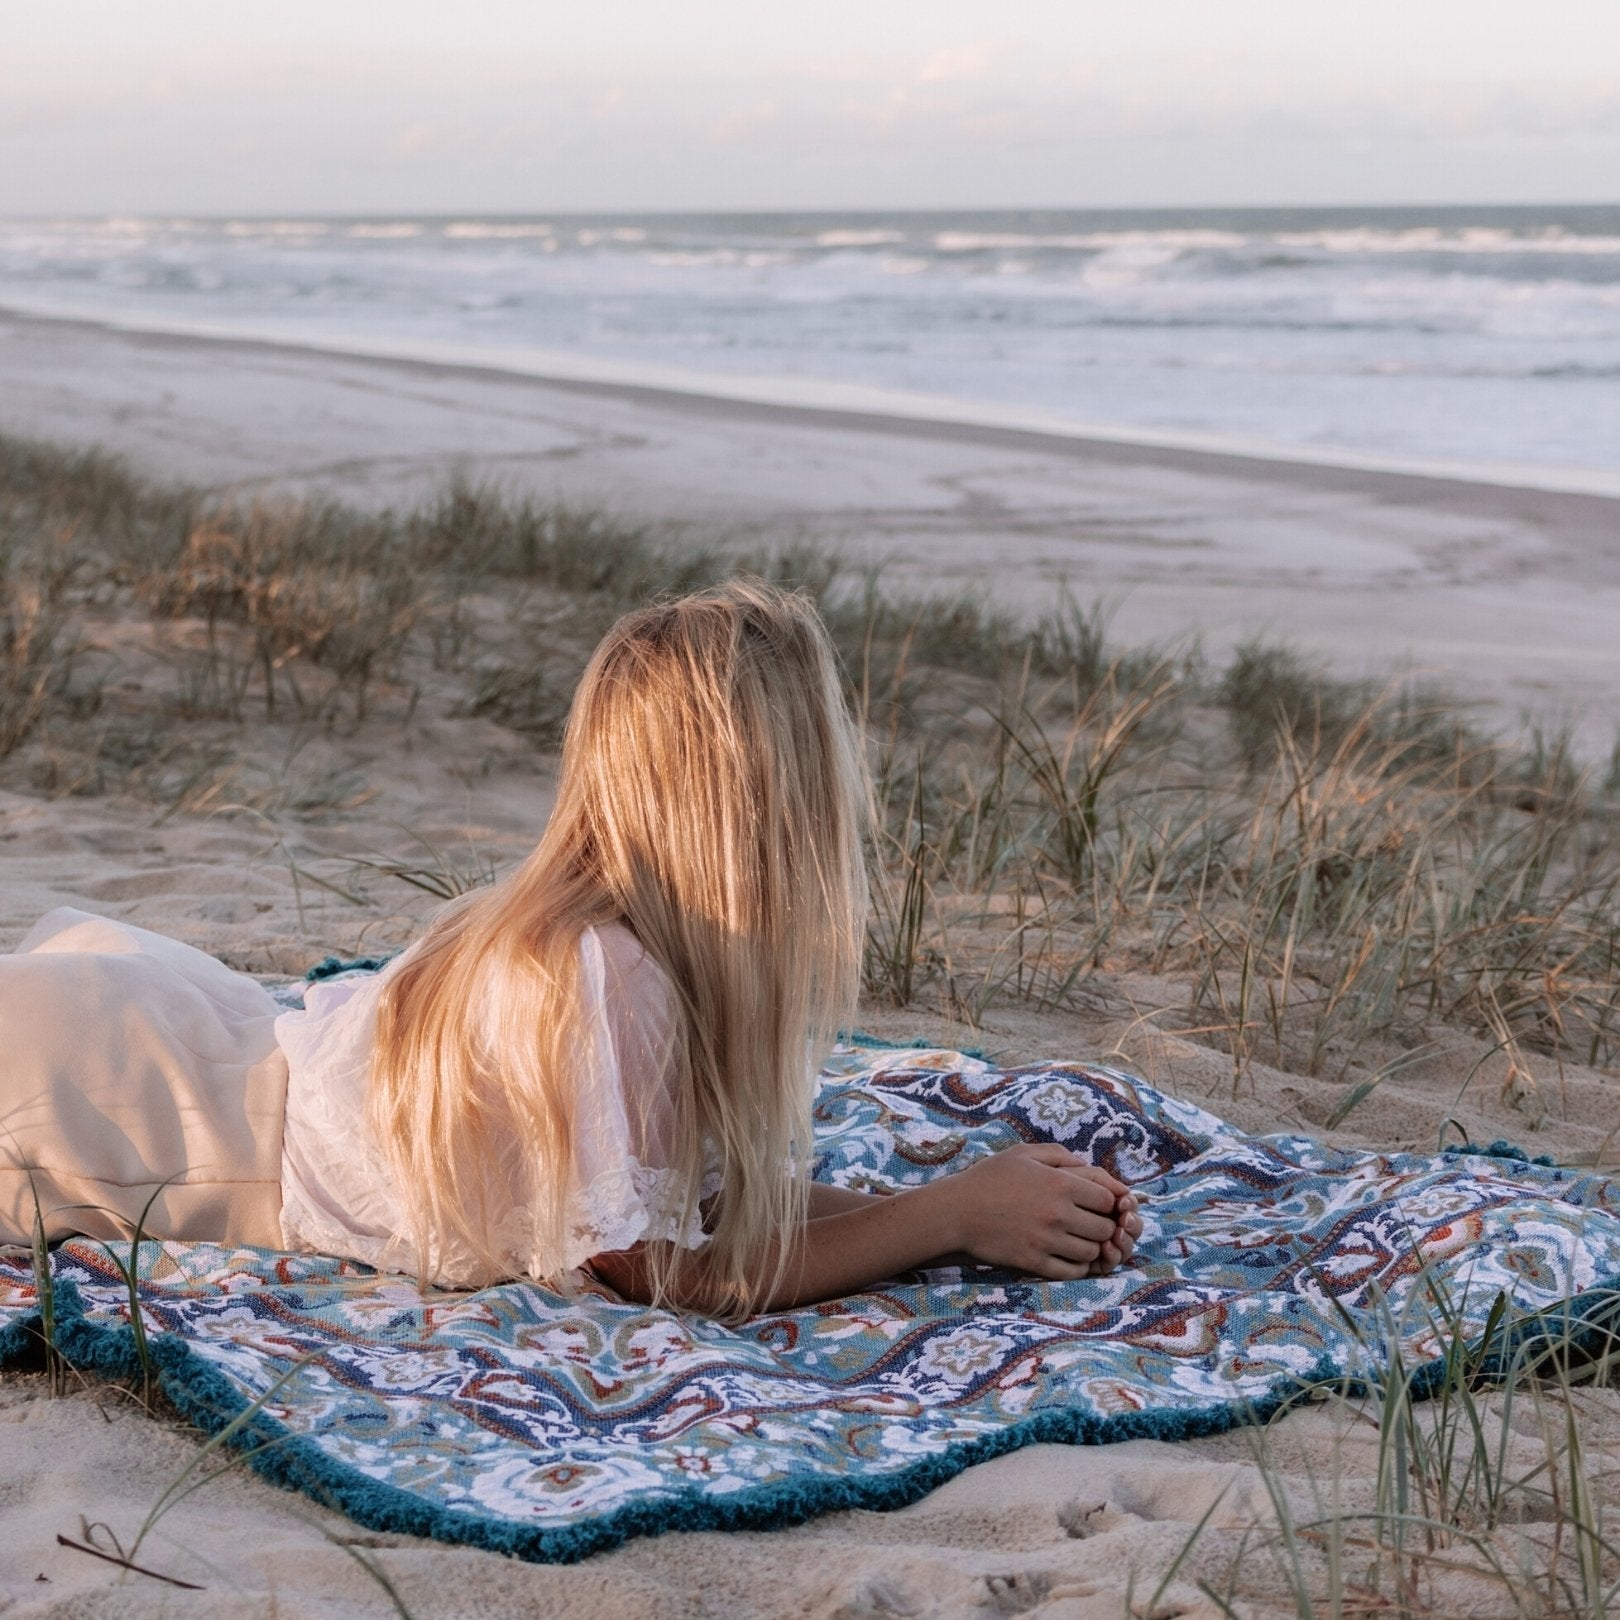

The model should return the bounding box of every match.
[4,304,1620,1617]
[5,305,1620,758]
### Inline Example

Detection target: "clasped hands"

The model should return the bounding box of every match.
[947,1142,1144,1280]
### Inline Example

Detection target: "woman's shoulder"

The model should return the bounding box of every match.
[582,921,674,1000]
[585,919,643,964]
[579,922,680,1081]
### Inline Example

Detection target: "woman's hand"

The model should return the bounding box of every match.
[588,1144,1146,1313]
[948,1144,1143,1280]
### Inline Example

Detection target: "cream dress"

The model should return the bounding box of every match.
[0,908,713,1285]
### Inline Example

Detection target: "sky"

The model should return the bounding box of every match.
[4,1,1618,215]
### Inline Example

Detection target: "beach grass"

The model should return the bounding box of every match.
[6,421,1620,1606]
[4,429,1618,1093]
[1157,1278,1620,1619]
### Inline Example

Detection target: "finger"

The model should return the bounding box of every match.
[1046,1235,1103,1267]
[1060,1164,1130,1198]
[1063,1176,1119,1216]
[1060,1207,1119,1245]
[1123,1211,1145,1238]
[1023,1143,1086,1168]
[1095,1169,1131,1199]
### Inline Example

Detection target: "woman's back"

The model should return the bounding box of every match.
[276,922,715,1287]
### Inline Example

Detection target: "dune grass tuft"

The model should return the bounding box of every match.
[1156,1273,1620,1619]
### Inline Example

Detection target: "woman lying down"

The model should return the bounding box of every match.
[0,581,1141,1321]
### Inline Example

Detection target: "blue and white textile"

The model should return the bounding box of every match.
[4,1042,1617,1563]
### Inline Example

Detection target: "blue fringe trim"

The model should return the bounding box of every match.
[0,1303,40,1363]
[303,953,397,983]
[1441,1137,1559,1168]
[841,1029,993,1063]
[2,1271,1342,1562]
[9,1263,1619,1563]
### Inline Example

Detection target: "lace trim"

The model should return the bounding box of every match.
[560,1158,720,1262]
[277,1185,413,1276]
[282,1156,721,1285]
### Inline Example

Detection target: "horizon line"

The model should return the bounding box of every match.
[5,198,1620,224]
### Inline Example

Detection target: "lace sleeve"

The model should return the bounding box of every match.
[567,926,720,1262]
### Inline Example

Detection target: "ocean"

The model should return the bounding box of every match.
[3,206,1618,492]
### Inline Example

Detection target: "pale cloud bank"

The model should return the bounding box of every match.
[2,2,1616,212]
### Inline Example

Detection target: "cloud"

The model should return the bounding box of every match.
[706,98,782,146]
[389,121,439,160]
[915,42,1001,86]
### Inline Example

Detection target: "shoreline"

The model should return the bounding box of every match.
[4,302,1619,756]
[7,296,1620,509]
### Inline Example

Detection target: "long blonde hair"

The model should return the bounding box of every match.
[369,579,869,1315]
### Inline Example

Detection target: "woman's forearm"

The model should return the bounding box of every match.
[590,1179,961,1312]
[806,1182,890,1218]
[589,1148,1142,1313]
[765,1180,960,1306]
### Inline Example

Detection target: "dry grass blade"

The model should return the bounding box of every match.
[57,1522,204,1590]
[866,761,932,1007]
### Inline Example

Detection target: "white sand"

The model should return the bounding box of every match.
[3,311,1620,1616]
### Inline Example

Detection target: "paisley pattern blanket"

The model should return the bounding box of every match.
[5,1041,1620,1564]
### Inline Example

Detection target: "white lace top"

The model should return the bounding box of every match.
[274,924,718,1287]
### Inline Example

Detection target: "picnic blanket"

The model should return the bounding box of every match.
[5,1040,1620,1563]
